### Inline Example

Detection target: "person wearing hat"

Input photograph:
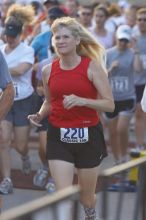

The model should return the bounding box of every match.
[105,24,142,165]
[0,4,35,194]
[43,0,59,10]
[4,23,23,38]
[29,3,65,42]
[42,0,62,29]
[31,6,66,61]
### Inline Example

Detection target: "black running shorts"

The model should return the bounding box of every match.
[46,122,107,168]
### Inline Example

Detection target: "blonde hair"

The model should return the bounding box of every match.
[137,7,146,17]
[51,16,106,70]
[5,4,35,26]
[108,3,121,17]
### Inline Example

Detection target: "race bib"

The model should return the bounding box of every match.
[14,83,19,98]
[60,127,88,143]
[110,77,129,93]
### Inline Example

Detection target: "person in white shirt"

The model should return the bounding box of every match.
[0,4,35,195]
[89,5,115,49]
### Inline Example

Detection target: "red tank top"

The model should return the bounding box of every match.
[48,56,100,128]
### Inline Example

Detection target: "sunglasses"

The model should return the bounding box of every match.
[137,18,146,22]
[119,39,129,43]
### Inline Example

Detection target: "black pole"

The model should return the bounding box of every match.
[101,176,109,220]
[141,164,146,220]
[114,171,127,220]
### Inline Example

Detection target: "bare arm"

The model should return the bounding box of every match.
[131,38,143,72]
[36,80,45,96]
[28,64,51,126]
[141,86,146,112]
[38,64,51,119]
[107,60,119,74]
[133,52,143,72]
[9,63,32,76]
[63,60,115,112]
[0,82,15,121]
[85,60,115,112]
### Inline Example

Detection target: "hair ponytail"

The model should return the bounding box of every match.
[5,4,35,26]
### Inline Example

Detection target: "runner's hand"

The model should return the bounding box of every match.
[63,94,86,109]
[28,113,42,127]
[111,60,119,70]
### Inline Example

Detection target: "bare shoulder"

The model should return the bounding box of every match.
[42,63,52,82]
[88,59,107,81]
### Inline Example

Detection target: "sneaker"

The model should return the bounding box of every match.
[107,180,137,192]
[21,155,31,175]
[45,178,56,194]
[85,213,102,220]
[130,145,145,154]
[33,168,48,187]
[0,178,13,195]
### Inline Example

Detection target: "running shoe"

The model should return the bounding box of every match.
[85,214,102,220]
[33,168,48,187]
[0,178,13,195]
[45,178,56,194]
[107,180,137,192]
[130,145,145,154]
[21,155,31,175]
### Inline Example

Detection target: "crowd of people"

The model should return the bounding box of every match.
[0,0,146,219]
